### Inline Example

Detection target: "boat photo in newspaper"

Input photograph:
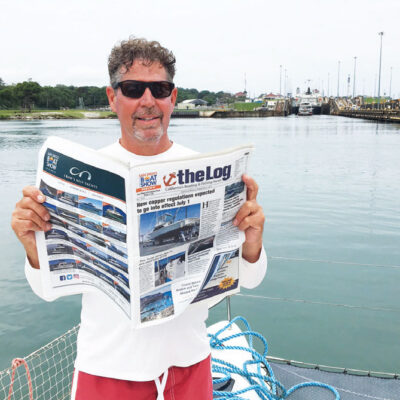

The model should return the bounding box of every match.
[69,236,86,251]
[47,243,73,256]
[107,255,128,273]
[103,204,127,224]
[103,224,127,243]
[139,204,200,256]
[78,197,103,216]
[45,228,69,241]
[75,261,97,275]
[67,223,85,237]
[72,247,93,263]
[43,201,57,214]
[154,251,186,287]
[83,231,106,247]
[188,235,215,255]
[49,214,67,228]
[79,215,103,234]
[140,284,174,323]
[49,259,77,272]
[39,180,57,199]
[224,181,245,200]
[56,207,80,224]
[106,242,127,259]
[87,245,108,262]
[57,191,78,208]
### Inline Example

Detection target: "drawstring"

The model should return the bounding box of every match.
[155,369,169,400]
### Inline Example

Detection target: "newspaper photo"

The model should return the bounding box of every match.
[35,136,253,328]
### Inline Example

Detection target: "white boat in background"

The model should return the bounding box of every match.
[298,102,313,116]
[294,87,323,115]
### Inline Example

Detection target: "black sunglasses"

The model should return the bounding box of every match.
[114,80,175,99]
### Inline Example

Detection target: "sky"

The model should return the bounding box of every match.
[1,0,399,98]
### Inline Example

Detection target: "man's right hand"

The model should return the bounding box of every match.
[11,186,52,269]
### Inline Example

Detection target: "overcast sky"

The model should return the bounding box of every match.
[1,0,399,97]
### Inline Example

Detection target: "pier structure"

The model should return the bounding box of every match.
[172,99,291,118]
[330,98,400,123]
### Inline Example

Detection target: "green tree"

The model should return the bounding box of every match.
[14,80,42,111]
[0,85,17,108]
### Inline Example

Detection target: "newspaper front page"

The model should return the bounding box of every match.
[130,145,252,327]
[35,137,252,328]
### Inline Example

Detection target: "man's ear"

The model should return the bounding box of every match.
[170,87,178,107]
[106,86,117,113]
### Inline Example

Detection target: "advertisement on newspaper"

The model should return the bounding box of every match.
[35,137,253,328]
[35,142,131,316]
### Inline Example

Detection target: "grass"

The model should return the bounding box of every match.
[233,102,262,111]
[0,109,117,120]
[363,97,390,104]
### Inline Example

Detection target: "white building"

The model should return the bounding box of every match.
[176,99,208,109]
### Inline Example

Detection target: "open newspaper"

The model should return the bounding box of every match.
[36,137,253,328]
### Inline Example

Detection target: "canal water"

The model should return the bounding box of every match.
[0,115,399,373]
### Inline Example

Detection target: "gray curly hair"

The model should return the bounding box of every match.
[108,37,176,88]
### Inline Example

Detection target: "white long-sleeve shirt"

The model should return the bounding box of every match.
[25,141,267,381]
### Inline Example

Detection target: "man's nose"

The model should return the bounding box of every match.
[139,87,156,106]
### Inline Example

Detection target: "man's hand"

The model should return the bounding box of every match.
[233,175,265,263]
[11,186,52,269]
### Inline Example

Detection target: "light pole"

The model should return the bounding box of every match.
[347,74,351,97]
[377,32,384,109]
[337,61,340,97]
[353,56,357,98]
[327,72,330,97]
[280,65,282,96]
[284,68,287,98]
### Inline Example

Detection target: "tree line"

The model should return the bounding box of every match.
[0,78,237,111]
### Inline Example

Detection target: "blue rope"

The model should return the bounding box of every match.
[209,316,340,400]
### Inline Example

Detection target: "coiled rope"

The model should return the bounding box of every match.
[209,316,340,399]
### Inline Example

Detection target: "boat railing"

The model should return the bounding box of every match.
[2,254,399,399]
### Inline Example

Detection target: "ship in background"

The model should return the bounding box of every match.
[292,87,323,115]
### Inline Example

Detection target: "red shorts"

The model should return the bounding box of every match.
[71,355,213,400]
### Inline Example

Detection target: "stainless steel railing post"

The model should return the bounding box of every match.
[226,295,231,322]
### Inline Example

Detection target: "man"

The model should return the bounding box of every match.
[11,38,267,400]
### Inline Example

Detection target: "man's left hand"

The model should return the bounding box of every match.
[233,174,265,263]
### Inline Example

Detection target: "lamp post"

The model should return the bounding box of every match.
[284,68,287,98]
[327,72,330,97]
[377,32,384,109]
[353,56,357,98]
[337,61,340,97]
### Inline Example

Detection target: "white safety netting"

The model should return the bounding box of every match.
[0,325,79,400]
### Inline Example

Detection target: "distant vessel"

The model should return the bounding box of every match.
[293,87,323,114]
[298,101,313,116]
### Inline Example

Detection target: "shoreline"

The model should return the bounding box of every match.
[0,110,117,120]
[0,109,287,121]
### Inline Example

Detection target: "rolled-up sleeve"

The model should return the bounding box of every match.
[240,246,267,289]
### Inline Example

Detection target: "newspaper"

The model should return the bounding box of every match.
[35,136,253,328]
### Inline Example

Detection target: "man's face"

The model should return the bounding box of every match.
[107,60,177,154]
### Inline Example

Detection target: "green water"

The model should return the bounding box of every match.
[0,116,399,373]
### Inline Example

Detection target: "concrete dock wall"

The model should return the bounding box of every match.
[172,109,287,118]
[334,109,400,123]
